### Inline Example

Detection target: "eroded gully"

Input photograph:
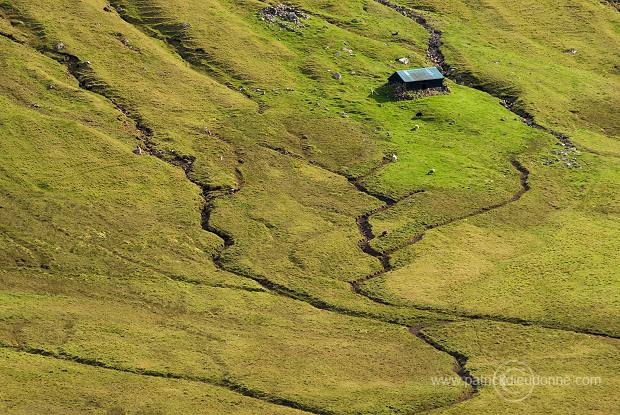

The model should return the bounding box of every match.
[2,3,618,414]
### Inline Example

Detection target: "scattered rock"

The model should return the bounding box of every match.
[113,33,137,50]
[342,47,353,55]
[413,124,420,130]
[427,168,436,175]
[391,85,451,101]
[542,146,581,168]
[397,57,409,64]
[391,153,398,162]
[133,145,143,155]
[103,5,113,12]
[203,127,212,135]
[332,72,342,80]
[392,31,399,36]
[448,119,456,125]
[54,42,65,51]
[181,22,191,30]
[238,158,245,164]
[415,111,423,117]
[380,230,389,237]
[258,4,309,32]
[564,48,577,54]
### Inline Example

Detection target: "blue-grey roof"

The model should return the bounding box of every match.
[395,67,444,82]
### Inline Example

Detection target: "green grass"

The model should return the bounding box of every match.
[359,0,620,338]
[0,268,468,414]
[401,0,620,150]
[363,149,620,336]
[420,321,620,414]
[0,0,618,413]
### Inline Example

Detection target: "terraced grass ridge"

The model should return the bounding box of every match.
[0,0,618,414]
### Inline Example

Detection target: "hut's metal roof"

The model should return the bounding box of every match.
[394,67,444,82]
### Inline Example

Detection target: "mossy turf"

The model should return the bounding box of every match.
[0,348,307,415]
[0,0,618,413]
[403,0,620,151]
[420,321,620,414]
[362,0,620,337]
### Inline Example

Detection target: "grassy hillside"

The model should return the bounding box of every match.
[361,0,620,335]
[0,0,618,413]
[405,0,620,154]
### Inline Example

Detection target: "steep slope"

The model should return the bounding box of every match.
[0,0,618,413]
